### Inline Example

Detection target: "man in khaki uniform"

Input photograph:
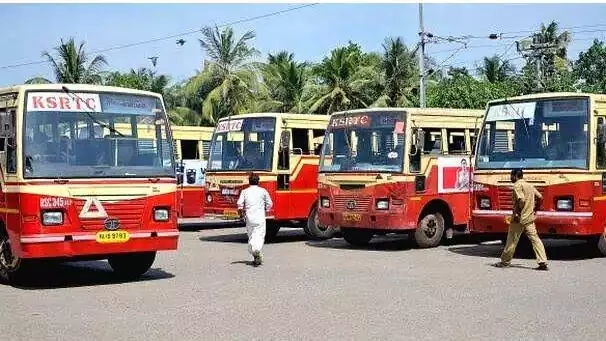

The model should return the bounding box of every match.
[494,169,549,271]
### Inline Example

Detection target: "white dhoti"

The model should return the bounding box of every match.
[246,217,266,256]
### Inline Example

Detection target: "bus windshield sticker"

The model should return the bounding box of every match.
[485,102,536,122]
[394,121,405,134]
[544,99,587,118]
[216,119,243,133]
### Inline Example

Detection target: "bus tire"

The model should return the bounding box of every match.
[108,252,156,279]
[304,206,335,240]
[265,222,280,243]
[342,228,373,247]
[414,212,445,248]
[597,232,606,256]
[0,228,33,284]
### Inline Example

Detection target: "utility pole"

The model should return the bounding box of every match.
[418,3,426,108]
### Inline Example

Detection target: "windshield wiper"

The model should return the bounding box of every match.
[61,86,125,137]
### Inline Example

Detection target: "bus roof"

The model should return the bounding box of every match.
[486,92,606,106]
[216,112,330,123]
[329,107,484,118]
[0,83,164,99]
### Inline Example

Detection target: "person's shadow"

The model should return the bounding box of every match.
[230,260,258,267]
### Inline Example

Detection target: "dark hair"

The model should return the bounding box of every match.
[249,173,260,186]
[511,168,523,179]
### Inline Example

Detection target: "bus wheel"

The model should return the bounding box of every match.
[597,232,606,256]
[108,252,156,280]
[0,230,27,283]
[414,212,445,248]
[304,206,335,240]
[265,222,280,243]
[342,228,373,247]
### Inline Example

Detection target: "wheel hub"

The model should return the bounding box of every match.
[0,239,19,271]
[423,218,437,238]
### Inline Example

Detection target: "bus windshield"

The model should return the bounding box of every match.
[23,91,175,178]
[476,97,589,170]
[319,111,405,173]
[208,117,276,171]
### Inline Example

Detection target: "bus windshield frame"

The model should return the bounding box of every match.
[476,96,590,170]
[208,117,276,172]
[319,111,406,174]
[22,90,175,179]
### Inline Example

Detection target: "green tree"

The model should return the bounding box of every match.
[104,68,170,94]
[307,42,381,114]
[427,73,520,109]
[478,55,515,83]
[193,25,261,124]
[574,39,606,93]
[261,51,309,113]
[33,38,107,84]
[374,37,416,107]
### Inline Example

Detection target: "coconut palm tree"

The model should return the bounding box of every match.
[40,38,107,84]
[477,55,515,83]
[192,25,260,124]
[373,37,416,107]
[307,46,378,115]
[104,68,170,94]
[262,51,309,113]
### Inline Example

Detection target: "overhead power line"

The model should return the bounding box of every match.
[0,3,319,71]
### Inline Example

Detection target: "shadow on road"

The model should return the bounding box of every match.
[449,239,602,261]
[230,260,256,267]
[306,233,491,252]
[8,261,174,290]
[199,229,309,244]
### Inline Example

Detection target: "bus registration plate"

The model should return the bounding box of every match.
[343,213,362,222]
[223,209,240,220]
[96,231,130,243]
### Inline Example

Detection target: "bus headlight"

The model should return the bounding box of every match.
[556,198,573,211]
[206,194,213,203]
[321,197,330,208]
[376,199,389,210]
[479,198,491,209]
[154,208,170,221]
[42,211,63,226]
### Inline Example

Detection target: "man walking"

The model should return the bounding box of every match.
[494,169,549,271]
[237,174,273,266]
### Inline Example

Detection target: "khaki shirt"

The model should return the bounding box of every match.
[512,179,543,225]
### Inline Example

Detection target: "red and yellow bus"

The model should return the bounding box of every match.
[203,113,330,240]
[471,93,606,254]
[317,107,483,247]
[172,126,213,218]
[0,84,179,282]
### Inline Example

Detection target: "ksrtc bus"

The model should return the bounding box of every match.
[204,113,330,240]
[0,84,178,282]
[317,107,484,247]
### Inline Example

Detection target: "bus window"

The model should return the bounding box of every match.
[447,129,466,154]
[312,129,325,155]
[181,140,199,159]
[6,110,16,173]
[292,128,309,155]
[597,117,606,169]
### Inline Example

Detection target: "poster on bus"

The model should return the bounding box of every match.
[437,156,471,194]
[179,159,207,187]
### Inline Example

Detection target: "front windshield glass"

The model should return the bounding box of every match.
[208,117,276,171]
[319,111,405,173]
[476,97,589,170]
[24,91,175,178]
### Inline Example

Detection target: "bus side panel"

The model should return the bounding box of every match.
[179,187,205,218]
[284,160,319,220]
[3,192,23,259]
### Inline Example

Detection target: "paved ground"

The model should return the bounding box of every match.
[1,226,605,341]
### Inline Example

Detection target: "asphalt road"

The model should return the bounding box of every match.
[1,226,605,341]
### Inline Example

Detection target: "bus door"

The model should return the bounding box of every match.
[276,129,292,219]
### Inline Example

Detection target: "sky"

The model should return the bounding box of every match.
[1,3,605,87]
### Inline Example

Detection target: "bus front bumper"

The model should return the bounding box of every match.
[318,209,415,231]
[471,210,595,236]
[18,230,179,259]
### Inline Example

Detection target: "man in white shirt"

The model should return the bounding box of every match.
[237,174,273,266]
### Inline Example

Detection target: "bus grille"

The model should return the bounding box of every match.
[75,199,145,230]
[497,187,544,210]
[334,196,371,212]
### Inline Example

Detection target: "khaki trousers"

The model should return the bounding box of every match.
[500,222,548,264]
